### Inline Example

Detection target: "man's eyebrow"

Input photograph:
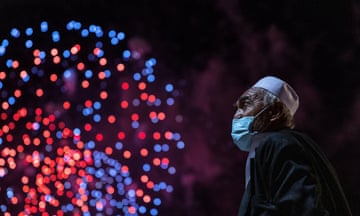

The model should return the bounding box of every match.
[234,95,249,107]
[238,95,250,101]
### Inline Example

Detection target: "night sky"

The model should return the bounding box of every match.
[1,0,360,215]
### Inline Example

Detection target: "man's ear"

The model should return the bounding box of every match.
[268,101,283,122]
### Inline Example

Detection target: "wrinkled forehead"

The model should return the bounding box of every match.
[239,87,264,100]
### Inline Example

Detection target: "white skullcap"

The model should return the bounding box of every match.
[253,76,299,116]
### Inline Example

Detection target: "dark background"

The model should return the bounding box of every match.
[1,0,360,215]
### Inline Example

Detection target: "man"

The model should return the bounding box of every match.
[231,76,352,215]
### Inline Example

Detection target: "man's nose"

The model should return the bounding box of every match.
[233,110,243,119]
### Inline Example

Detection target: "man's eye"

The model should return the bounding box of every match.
[243,100,251,106]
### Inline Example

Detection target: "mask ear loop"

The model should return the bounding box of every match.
[254,103,272,119]
[251,103,273,131]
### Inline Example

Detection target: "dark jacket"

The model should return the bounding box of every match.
[238,129,352,216]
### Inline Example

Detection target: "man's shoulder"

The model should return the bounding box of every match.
[258,129,302,141]
[255,129,307,150]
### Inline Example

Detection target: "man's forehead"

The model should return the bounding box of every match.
[240,87,262,99]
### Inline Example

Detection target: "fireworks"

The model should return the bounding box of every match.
[0,20,184,215]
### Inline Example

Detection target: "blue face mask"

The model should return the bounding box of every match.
[231,117,257,152]
[231,105,270,152]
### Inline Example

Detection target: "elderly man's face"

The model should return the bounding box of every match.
[233,87,266,119]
